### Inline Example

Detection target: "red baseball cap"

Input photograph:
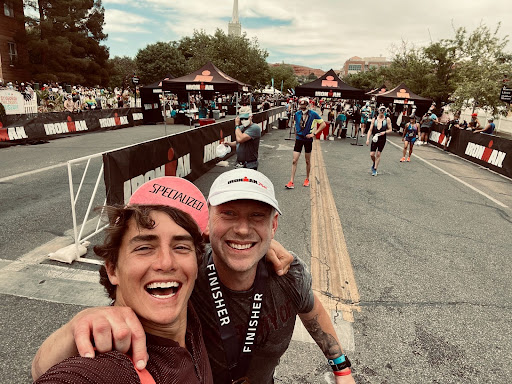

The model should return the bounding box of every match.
[128,177,208,233]
[471,113,478,117]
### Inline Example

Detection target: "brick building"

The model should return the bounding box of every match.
[340,56,390,77]
[0,0,30,85]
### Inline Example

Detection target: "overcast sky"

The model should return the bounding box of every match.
[103,0,512,71]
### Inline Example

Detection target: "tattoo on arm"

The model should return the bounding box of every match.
[302,314,342,359]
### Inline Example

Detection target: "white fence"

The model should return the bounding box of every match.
[65,152,107,265]
[24,96,38,114]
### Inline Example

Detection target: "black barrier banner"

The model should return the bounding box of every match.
[451,129,512,178]
[428,124,451,149]
[103,107,286,206]
[428,124,512,178]
[0,108,143,144]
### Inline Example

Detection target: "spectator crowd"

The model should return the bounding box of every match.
[0,79,138,113]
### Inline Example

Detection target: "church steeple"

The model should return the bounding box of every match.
[232,0,239,23]
[228,0,241,36]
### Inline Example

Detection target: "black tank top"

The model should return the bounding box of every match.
[372,118,387,136]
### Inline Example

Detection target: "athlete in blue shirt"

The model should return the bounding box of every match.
[401,115,419,162]
[285,97,326,189]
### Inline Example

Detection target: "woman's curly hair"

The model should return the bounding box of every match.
[95,204,205,300]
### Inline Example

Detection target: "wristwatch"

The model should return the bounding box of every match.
[328,355,351,371]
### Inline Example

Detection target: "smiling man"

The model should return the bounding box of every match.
[190,169,355,383]
[32,170,355,384]
[34,176,213,383]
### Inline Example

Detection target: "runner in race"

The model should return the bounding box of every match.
[366,105,393,176]
[360,102,371,137]
[400,115,420,162]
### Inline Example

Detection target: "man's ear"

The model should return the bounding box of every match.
[271,212,278,238]
[105,261,119,286]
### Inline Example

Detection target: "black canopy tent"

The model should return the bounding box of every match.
[162,62,251,120]
[140,75,174,124]
[375,83,432,111]
[376,83,433,128]
[295,69,365,100]
[161,62,251,95]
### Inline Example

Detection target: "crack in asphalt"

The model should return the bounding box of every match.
[318,290,358,306]
[357,300,511,309]
[464,201,512,224]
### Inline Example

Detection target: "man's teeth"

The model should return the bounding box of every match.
[228,242,252,250]
[150,292,176,299]
[146,281,179,289]
[146,281,180,299]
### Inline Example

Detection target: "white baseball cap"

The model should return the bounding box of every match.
[299,97,309,105]
[207,169,281,214]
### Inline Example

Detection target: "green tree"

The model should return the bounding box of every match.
[446,23,512,116]
[25,0,109,86]
[268,64,298,93]
[386,41,432,97]
[107,56,137,89]
[177,29,269,87]
[307,72,318,81]
[344,67,388,91]
[135,42,187,85]
[421,42,457,109]
[344,40,457,112]
[384,40,459,112]
[374,25,511,116]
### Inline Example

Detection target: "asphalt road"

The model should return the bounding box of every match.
[1,117,511,384]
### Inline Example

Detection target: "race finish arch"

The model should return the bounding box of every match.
[295,69,365,100]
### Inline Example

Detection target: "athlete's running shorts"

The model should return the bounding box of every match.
[294,139,313,153]
[370,137,386,152]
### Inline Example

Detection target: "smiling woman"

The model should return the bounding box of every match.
[34,177,214,384]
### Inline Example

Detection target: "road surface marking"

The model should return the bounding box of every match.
[387,140,508,208]
[310,140,361,322]
[0,162,67,183]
